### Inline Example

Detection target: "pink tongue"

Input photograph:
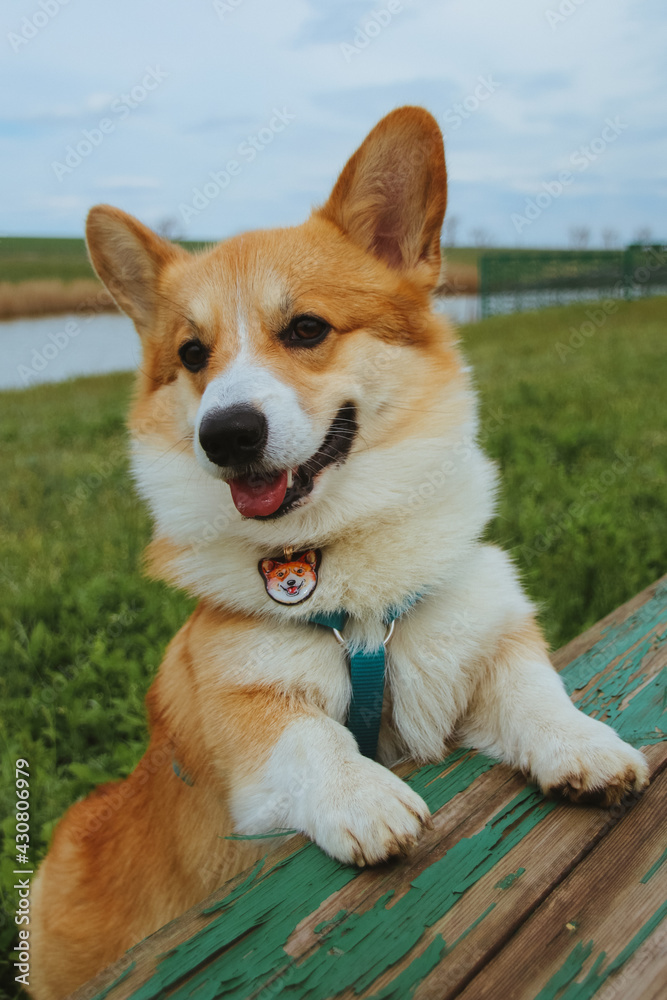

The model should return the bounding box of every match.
[228,470,288,517]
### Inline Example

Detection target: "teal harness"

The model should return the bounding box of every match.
[309,595,422,760]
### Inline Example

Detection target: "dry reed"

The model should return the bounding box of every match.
[0,280,116,320]
[0,262,478,321]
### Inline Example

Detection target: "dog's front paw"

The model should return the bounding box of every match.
[309,759,431,866]
[533,716,649,807]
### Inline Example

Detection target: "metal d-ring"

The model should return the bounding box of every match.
[331,620,395,648]
[332,627,346,646]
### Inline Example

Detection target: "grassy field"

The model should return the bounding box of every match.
[0,237,210,283]
[0,297,666,994]
[0,236,625,283]
[0,237,479,317]
[0,238,628,318]
[0,237,210,319]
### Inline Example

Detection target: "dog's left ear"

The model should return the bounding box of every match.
[260,559,276,578]
[301,550,319,568]
[317,106,447,287]
[86,205,185,336]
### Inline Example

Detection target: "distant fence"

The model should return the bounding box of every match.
[478,244,667,318]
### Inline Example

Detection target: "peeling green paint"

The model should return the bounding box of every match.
[128,846,358,1000]
[535,898,667,999]
[640,846,667,884]
[201,857,266,915]
[365,905,497,1000]
[366,935,447,1000]
[222,828,297,841]
[134,790,551,1000]
[405,746,497,812]
[89,961,136,1000]
[314,909,347,936]
[494,868,526,890]
[452,902,497,941]
[534,940,595,1000]
[561,581,667,748]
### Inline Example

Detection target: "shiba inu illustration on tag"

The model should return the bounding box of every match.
[259,549,321,604]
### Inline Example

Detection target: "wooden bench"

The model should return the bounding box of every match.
[73,575,667,1000]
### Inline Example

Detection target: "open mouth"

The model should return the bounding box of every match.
[227,402,357,519]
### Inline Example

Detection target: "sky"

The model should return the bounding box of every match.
[0,0,665,248]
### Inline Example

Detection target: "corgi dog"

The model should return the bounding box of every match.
[30,106,648,999]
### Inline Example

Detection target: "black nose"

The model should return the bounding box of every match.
[199,405,268,468]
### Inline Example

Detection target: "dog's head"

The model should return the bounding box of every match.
[86,107,467,559]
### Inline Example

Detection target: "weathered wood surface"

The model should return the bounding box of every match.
[456,761,667,1000]
[72,575,667,1000]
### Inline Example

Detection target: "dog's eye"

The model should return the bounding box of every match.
[284,315,330,347]
[179,339,209,372]
[295,567,304,575]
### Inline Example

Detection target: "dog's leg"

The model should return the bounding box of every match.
[458,614,649,805]
[224,691,431,866]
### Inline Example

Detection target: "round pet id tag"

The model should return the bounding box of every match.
[259,549,321,605]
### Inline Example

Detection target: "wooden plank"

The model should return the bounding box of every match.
[71,574,667,1000]
[592,922,667,1000]
[331,744,667,1000]
[455,763,667,1000]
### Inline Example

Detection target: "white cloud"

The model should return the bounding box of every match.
[0,0,664,245]
[85,92,116,113]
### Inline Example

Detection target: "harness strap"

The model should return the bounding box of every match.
[310,595,422,760]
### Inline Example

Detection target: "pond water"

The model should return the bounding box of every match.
[3,287,665,391]
[0,295,482,390]
[1,311,142,391]
[479,285,667,319]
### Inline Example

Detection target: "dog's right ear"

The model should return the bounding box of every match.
[86,205,184,335]
[316,106,447,288]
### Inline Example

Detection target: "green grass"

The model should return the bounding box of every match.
[0,297,666,996]
[469,296,667,640]
[1,236,626,283]
[0,237,210,283]
[0,237,98,283]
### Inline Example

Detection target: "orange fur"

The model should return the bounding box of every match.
[30,608,310,998]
